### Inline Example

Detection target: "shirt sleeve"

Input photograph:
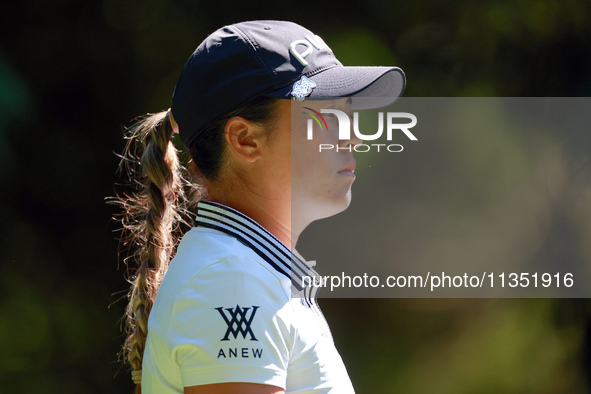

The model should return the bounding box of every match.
[167,254,296,389]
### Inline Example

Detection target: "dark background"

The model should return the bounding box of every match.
[1,0,590,392]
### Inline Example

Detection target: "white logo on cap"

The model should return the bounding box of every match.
[289,35,333,67]
[291,76,317,101]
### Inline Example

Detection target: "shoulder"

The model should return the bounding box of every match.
[160,227,297,332]
[161,226,292,301]
[167,249,299,340]
[162,241,299,389]
[177,253,291,309]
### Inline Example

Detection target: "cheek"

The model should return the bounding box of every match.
[325,115,344,140]
[290,117,339,179]
[291,145,314,176]
[291,137,322,180]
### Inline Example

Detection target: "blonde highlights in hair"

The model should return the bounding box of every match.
[111,111,201,392]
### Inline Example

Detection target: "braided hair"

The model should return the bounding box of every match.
[111,97,280,392]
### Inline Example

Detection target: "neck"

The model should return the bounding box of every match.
[207,191,301,250]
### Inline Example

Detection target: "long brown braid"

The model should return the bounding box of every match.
[113,110,194,393]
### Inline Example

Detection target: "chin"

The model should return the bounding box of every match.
[317,192,353,220]
[293,189,353,223]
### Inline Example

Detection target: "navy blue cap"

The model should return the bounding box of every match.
[171,20,406,149]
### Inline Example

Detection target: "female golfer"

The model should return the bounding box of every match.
[115,20,405,393]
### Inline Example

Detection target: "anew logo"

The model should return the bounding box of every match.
[216,305,259,341]
[215,305,263,360]
[304,108,418,152]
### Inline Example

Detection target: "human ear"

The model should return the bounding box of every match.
[223,116,263,162]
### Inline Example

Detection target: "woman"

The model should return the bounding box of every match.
[115,20,405,393]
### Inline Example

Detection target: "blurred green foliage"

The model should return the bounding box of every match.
[0,0,590,392]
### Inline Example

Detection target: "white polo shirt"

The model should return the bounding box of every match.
[142,200,355,393]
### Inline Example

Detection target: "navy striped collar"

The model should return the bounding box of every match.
[195,200,321,300]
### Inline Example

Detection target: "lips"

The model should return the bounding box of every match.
[338,160,357,174]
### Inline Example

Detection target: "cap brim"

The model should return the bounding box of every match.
[267,66,406,110]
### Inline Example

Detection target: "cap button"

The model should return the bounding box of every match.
[264,26,271,30]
